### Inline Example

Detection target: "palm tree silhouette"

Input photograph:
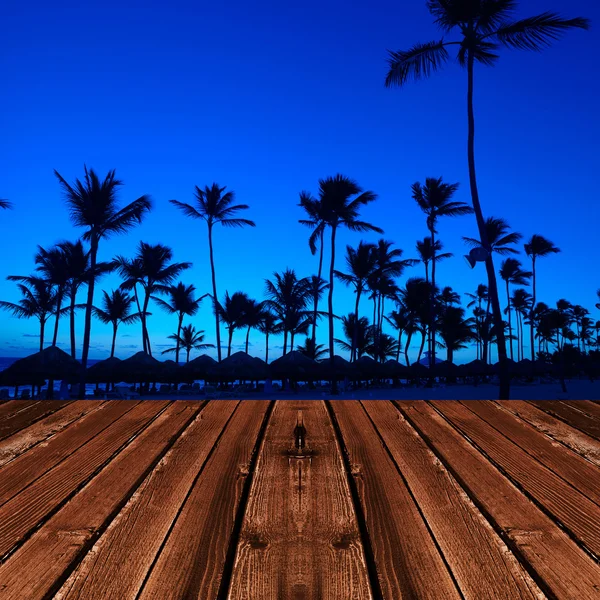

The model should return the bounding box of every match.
[367,332,400,364]
[0,277,57,351]
[161,324,214,363]
[463,217,522,256]
[385,307,410,363]
[335,314,375,361]
[596,290,600,312]
[386,2,588,398]
[215,291,251,357]
[170,183,255,362]
[412,177,472,371]
[54,166,151,394]
[525,234,561,361]
[152,282,206,363]
[92,289,141,358]
[437,305,475,364]
[570,305,589,352]
[0,200,12,210]
[511,288,532,361]
[297,337,329,361]
[439,286,461,307]
[416,237,452,283]
[256,310,283,364]
[499,258,532,360]
[240,297,266,354]
[397,277,433,365]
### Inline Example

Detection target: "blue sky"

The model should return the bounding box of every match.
[0,0,598,362]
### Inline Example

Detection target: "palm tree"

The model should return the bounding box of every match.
[385,2,588,398]
[152,283,206,363]
[297,337,329,361]
[215,291,251,357]
[54,166,151,393]
[525,235,561,361]
[397,277,432,366]
[465,284,488,360]
[92,289,141,358]
[511,288,532,361]
[334,241,377,361]
[571,305,590,352]
[437,306,475,364]
[240,297,266,354]
[463,217,522,256]
[170,183,255,362]
[0,199,12,210]
[298,191,327,343]
[385,307,409,363]
[367,332,400,363]
[161,324,214,363]
[596,289,600,312]
[416,237,452,283]
[335,314,376,361]
[499,258,532,360]
[0,277,57,351]
[256,310,283,364]
[412,177,473,370]
[439,286,461,307]
[308,175,382,391]
[116,243,191,356]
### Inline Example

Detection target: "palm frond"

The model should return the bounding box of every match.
[169,200,204,220]
[385,40,450,88]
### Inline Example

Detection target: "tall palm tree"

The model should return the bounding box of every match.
[170,183,255,362]
[92,289,141,358]
[385,307,410,362]
[240,297,266,354]
[334,241,377,361]
[463,216,522,256]
[499,258,532,360]
[570,305,589,352]
[116,243,191,356]
[367,332,400,364]
[297,337,328,361]
[152,283,206,363]
[256,310,283,364]
[308,175,382,391]
[511,288,532,361]
[412,177,473,369]
[385,2,588,399]
[161,324,214,363]
[525,234,561,361]
[298,191,327,343]
[54,166,151,393]
[437,306,475,364]
[0,277,57,351]
[465,283,488,360]
[397,277,432,366]
[416,237,452,283]
[215,291,251,357]
[335,314,376,361]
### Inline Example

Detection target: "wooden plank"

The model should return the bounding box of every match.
[528,400,600,440]
[0,400,169,559]
[0,401,40,420]
[0,400,138,506]
[0,401,72,441]
[228,400,372,600]
[362,400,542,600]
[462,400,600,507]
[53,400,237,600]
[138,400,271,600]
[0,401,205,600]
[432,400,600,557]
[497,400,600,467]
[0,400,105,467]
[329,400,461,600]
[395,401,600,599]
[561,400,600,420]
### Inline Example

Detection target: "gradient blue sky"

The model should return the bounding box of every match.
[1,0,598,362]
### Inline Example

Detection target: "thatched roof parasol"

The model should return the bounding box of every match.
[86,357,123,383]
[436,361,459,378]
[462,359,490,376]
[352,356,384,379]
[211,352,267,380]
[268,351,318,379]
[383,360,410,378]
[0,346,81,386]
[180,354,217,380]
[119,352,163,382]
[317,355,351,379]
[160,360,183,383]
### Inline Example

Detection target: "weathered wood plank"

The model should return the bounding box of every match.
[0,401,204,600]
[432,400,600,556]
[0,400,169,558]
[228,400,372,600]
[0,400,137,506]
[0,400,40,420]
[496,400,600,467]
[329,400,461,600]
[462,400,600,507]
[528,400,600,440]
[0,400,72,441]
[396,401,600,599]
[54,400,236,600]
[560,400,600,420]
[0,400,105,467]
[362,400,542,600]
[138,400,271,600]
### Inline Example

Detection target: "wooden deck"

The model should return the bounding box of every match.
[0,399,598,599]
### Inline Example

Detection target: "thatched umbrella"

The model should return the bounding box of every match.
[383,360,410,379]
[463,359,490,376]
[180,355,217,381]
[160,360,183,384]
[86,357,123,384]
[211,352,266,381]
[493,359,516,374]
[119,352,163,383]
[436,361,459,379]
[352,356,384,380]
[317,355,351,380]
[269,351,318,380]
[409,362,429,378]
[0,346,81,386]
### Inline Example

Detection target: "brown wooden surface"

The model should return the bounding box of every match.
[0,399,598,600]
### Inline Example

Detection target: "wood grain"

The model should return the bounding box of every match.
[362,400,543,600]
[54,400,236,600]
[0,401,203,600]
[228,400,373,600]
[496,400,600,467]
[561,400,600,420]
[0,400,168,558]
[0,401,39,420]
[329,400,461,600]
[396,400,600,599]
[0,400,72,441]
[138,400,271,600]
[528,400,600,440]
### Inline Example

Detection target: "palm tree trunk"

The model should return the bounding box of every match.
[312,232,324,343]
[132,284,145,353]
[69,288,77,359]
[352,290,360,362]
[39,318,45,352]
[506,280,513,361]
[187,348,191,363]
[265,333,269,364]
[372,296,376,328]
[425,262,429,283]
[396,331,402,362]
[142,292,152,356]
[208,224,222,362]
[290,331,295,353]
[176,314,183,364]
[417,330,426,364]
[467,53,509,399]
[283,330,288,355]
[228,328,233,357]
[52,286,63,346]
[430,228,436,371]
[405,330,413,366]
[245,326,251,354]
[111,323,117,358]
[79,234,98,397]
[328,225,338,393]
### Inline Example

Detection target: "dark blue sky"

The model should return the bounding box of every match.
[1,0,598,361]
